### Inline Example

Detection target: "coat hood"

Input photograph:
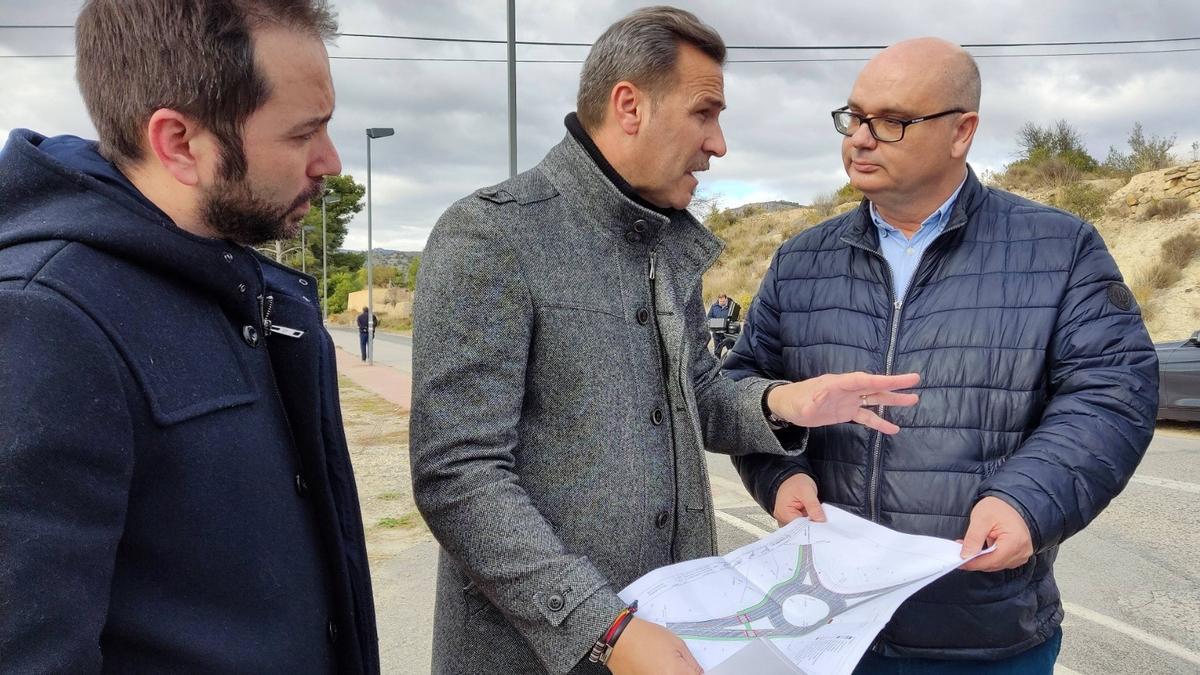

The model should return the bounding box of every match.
[0,129,304,305]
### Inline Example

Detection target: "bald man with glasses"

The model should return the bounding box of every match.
[725,37,1157,674]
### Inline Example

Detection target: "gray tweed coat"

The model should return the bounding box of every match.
[410,132,796,674]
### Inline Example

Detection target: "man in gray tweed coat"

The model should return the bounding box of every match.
[411,7,921,674]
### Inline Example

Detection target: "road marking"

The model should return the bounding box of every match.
[714,509,1200,667]
[1054,665,1083,675]
[1129,474,1200,495]
[708,474,758,502]
[714,509,772,538]
[1061,601,1200,667]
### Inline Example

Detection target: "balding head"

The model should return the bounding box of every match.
[840,37,981,231]
[862,38,980,113]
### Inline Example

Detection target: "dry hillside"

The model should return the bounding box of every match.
[702,165,1200,343]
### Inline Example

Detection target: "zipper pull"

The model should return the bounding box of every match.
[649,250,658,281]
[894,299,903,311]
[269,324,305,339]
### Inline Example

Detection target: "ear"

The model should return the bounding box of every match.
[950,112,980,159]
[144,108,213,187]
[609,81,645,136]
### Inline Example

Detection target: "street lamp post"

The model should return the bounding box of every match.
[365,127,394,365]
[321,191,339,323]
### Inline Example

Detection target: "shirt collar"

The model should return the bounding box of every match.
[870,172,968,238]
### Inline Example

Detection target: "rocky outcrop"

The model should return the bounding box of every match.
[1110,162,1200,218]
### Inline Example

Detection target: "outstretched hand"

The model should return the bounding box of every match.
[766,372,920,434]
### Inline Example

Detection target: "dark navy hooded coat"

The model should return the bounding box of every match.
[726,168,1157,660]
[0,130,379,673]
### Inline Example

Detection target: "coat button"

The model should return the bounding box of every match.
[655,511,670,529]
[223,252,234,263]
[636,308,650,325]
[237,283,247,294]
[242,325,259,347]
[633,219,647,233]
[327,618,339,643]
[625,231,642,244]
[294,473,309,497]
[547,594,565,611]
[651,408,664,426]
[298,278,309,286]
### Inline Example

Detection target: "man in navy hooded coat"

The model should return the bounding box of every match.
[0,1,378,671]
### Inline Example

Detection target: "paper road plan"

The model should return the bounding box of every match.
[618,506,990,674]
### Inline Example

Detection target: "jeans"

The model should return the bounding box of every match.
[852,627,1063,675]
[359,330,369,361]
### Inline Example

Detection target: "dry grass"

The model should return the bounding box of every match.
[1104,202,1129,220]
[1129,261,1183,324]
[376,511,422,529]
[703,207,821,305]
[1145,262,1184,290]
[1143,197,1192,220]
[1161,230,1200,269]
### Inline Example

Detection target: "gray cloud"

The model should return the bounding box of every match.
[2,0,1199,250]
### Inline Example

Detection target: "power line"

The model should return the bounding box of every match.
[3,24,1200,51]
[6,46,1200,63]
[733,46,1200,62]
[337,32,1200,51]
[337,46,1200,62]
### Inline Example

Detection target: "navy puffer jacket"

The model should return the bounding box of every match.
[726,168,1157,659]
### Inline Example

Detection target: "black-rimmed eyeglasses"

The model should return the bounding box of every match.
[831,106,965,143]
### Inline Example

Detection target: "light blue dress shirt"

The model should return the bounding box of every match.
[869,176,967,301]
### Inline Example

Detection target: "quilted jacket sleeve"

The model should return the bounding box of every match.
[723,249,816,513]
[978,222,1158,551]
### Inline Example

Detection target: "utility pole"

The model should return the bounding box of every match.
[507,0,517,178]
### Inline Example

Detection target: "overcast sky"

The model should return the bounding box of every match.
[2,0,1199,251]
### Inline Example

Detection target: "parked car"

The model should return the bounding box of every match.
[1156,330,1200,422]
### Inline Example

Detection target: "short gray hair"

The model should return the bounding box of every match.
[948,52,981,112]
[576,6,725,131]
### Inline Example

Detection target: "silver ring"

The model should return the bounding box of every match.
[860,394,871,407]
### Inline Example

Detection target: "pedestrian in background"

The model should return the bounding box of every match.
[358,305,379,361]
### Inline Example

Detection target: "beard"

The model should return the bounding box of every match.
[199,174,322,246]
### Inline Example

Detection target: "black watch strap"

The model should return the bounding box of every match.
[762,382,791,430]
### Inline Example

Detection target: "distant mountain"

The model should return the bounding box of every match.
[725,200,801,218]
[368,249,421,268]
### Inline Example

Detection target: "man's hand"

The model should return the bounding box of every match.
[772,473,826,526]
[958,496,1034,572]
[607,618,703,675]
[766,372,920,434]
